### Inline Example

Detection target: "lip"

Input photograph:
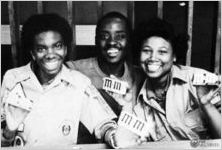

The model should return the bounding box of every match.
[107,48,119,57]
[44,59,60,70]
[146,63,161,72]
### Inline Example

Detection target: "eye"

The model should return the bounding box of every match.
[99,33,110,40]
[115,33,127,41]
[36,47,46,53]
[141,47,152,53]
[158,49,168,55]
[54,42,64,50]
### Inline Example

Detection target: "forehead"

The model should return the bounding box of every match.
[34,31,62,45]
[143,36,172,46]
[99,18,127,32]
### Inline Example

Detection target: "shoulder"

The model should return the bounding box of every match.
[173,65,219,85]
[2,64,31,90]
[64,68,92,89]
[66,57,96,70]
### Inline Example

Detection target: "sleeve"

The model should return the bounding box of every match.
[80,83,117,141]
[1,71,15,124]
[191,68,221,112]
[1,71,17,145]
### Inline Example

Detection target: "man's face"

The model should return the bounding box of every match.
[31,31,67,77]
[97,18,128,64]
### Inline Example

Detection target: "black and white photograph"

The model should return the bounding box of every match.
[1,1,221,149]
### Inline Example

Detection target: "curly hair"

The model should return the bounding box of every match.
[134,17,188,65]
[21,13,73,52]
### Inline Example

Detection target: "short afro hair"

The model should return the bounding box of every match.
[95,11,132,43]
[134,17,189,65]
[21,13,73,52]
[135,17,175,51]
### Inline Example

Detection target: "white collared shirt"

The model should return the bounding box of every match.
[1,63,116,146]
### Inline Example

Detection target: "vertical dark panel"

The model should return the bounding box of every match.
[192,1,217,71]
[18,1,37,24]
[134,1,157,28]
[1,1,9,24]
[1,45,13,79]
[8,1,19,67]
[103,1,128,16]
[163,1,188,35]
[127,1,135,29]
[75,1,98,25]
[67,1,76,60]
[43,1,67,19]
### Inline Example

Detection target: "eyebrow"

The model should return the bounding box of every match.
[35,41,63,47]
[100,30,126,33]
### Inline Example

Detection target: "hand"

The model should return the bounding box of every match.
[5,103,29,131]
[196,85,221,105]
[114,126,142,148]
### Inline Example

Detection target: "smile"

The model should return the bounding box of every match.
[147,63,161,72]
[44,60,60,70]
[107,48,119,57]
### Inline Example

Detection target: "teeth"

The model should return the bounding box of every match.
[147,64,160,72]
[107,48,119,57]
[45,61,59,70]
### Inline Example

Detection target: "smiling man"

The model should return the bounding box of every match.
[1,13,119,147]
[66,12,145,144]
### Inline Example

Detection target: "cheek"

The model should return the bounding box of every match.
[162,55,174,64]
[32,52,44,61]
[98,41,106,48]
[140,52,148,62]
[56,49,67,58]
[120,40,127,47]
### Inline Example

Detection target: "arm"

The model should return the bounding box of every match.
[196,86,221,138]
[80,84,117,141]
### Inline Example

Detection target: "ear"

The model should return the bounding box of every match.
[64,46,68,57]
[173,55,177,63]
[30,50,35,61]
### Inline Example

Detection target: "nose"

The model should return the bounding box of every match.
[47,47,54,54]
[149,51,155,60]
[107,35,117,46]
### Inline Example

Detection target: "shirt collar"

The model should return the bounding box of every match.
[137,65,189,104]
[171,65,189,83]
[16,62,75,86]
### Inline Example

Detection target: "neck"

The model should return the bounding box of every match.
[98,58,125,77]
[150,73,171,91]
[32,62,56,85]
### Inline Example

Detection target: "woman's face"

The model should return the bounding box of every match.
[140,36,175,79]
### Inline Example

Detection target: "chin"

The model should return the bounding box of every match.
[145,72,162,79]
[45,67,61,76]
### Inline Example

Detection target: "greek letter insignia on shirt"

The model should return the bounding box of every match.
[103,77,128,95]
[192,72,220,86]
